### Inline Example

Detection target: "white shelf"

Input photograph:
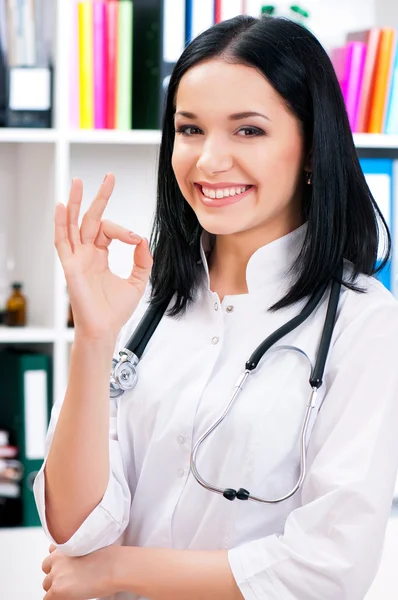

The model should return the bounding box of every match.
[0,327,56,343]
[68,128,161,145]
[0,129,397,150]
[0,129,398,150]
[0,128,58,143]
[353,134,398,149]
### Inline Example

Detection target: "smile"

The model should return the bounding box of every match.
[194,183,255,208]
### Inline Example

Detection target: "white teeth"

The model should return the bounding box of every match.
[201,185,250,199]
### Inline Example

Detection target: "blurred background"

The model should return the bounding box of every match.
[0,1,397,598]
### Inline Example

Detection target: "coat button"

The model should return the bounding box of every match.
[177,468,185,477]
[177,435,186,444]
[226,305,234,313]
[212,336,219,345]
[214,302,219,311]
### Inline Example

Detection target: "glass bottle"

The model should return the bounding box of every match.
[67,302,74,328]
[6,282,27,326]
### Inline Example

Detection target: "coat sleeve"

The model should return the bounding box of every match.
[33,297,149,557]
[228,298,398,600]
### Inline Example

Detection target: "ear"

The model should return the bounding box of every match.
[303,148,312,172]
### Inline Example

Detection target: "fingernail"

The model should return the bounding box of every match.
[129,232,142,240]
[103,174,108,183]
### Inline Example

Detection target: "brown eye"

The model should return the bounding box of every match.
[237,127,265,136]
[176,125,203,136]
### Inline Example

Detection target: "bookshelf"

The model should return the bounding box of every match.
[1,1,398,599]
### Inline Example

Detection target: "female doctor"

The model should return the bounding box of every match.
[36,14,398,600]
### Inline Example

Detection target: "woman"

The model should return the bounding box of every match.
[36,14,398,600]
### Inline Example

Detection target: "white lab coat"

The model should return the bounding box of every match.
[34,224,398,599]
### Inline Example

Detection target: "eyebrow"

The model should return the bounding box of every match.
[174,111,271,122]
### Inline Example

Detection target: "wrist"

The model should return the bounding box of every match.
[73,331,117,354]
[110,546,138,594]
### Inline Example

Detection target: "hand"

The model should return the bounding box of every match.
[42,544,118,600]
[55,174,153,341]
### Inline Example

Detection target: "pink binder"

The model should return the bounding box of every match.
[93,1,106,129]
[331,42,366,131]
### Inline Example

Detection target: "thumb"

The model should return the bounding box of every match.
[128,238,153,288]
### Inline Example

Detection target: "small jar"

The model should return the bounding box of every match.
[5,282,27,326]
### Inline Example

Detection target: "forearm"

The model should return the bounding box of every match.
[44,334,116,544]
[112,546,243,600]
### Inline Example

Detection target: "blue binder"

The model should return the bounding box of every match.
[359,158,394,291]
[185,0,215,45]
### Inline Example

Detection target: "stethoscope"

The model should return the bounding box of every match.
[110,264,343,504]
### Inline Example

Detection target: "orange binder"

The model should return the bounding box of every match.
[368,28,396,133]
[347,28,381,133]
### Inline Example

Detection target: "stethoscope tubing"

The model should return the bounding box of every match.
[111,263,343,504]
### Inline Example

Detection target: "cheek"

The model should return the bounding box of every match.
[172,146,195,194]
[261,138,304,191]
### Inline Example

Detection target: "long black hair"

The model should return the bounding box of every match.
[149,14,390,316]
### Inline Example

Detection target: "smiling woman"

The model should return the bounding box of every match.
[171,60,305,261]
[34,13,398,600]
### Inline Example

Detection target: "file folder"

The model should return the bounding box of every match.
[0,350,52,527]
[6,66,52,127]
[359,158,394,291]
[132,0,185,129]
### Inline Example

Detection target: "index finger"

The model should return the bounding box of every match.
[80,173,115,245]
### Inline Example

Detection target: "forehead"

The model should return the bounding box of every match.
[175,59,285,117]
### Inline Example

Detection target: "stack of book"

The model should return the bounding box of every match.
[331,28,398,134]
[0,428,23,526]
[0,0,54,127]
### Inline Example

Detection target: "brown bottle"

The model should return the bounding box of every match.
[67,302,74,328]
[6,282,27,327]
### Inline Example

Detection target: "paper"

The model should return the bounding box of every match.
[24,369,48,460]
[9,67,51,110]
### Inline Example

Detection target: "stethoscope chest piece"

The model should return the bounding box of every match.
[110,351,139,398]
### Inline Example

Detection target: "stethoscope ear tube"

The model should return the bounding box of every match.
[127,297,171,360]
[245,278,328,372]
[309,263,343,388]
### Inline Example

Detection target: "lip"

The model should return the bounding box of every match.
[195,181,253,189]
[194,183,254,208]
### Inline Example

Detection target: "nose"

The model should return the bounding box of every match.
[196,137,233,175]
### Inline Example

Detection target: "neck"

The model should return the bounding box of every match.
[208,217,303,301]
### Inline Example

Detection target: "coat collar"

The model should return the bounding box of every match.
[199,223,308,297]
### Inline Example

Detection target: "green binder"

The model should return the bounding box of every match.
[116,0,134,129]
[132,0,162,129]
[0,350,52,527]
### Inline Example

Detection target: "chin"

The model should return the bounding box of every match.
[196,215,248,236]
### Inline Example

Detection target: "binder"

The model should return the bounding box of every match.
[132,0,185,130]
[116,0,133,129]
[105,0,118,129]
[331,42,366,131]
[185,0,214,45]
[0,350,52,527]
[6,65,52,127]
[216,0,243,22]
[70,0,79,128]
[367,28,397,133]
[159,0,186,126]
[93,0,106,129]
[0,47,6,126]
[78,1,94,128]
[385,46,398,134]
[359,158,393,291]
[347,29,381,133]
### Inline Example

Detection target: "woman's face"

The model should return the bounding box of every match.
[172,59,308,239]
